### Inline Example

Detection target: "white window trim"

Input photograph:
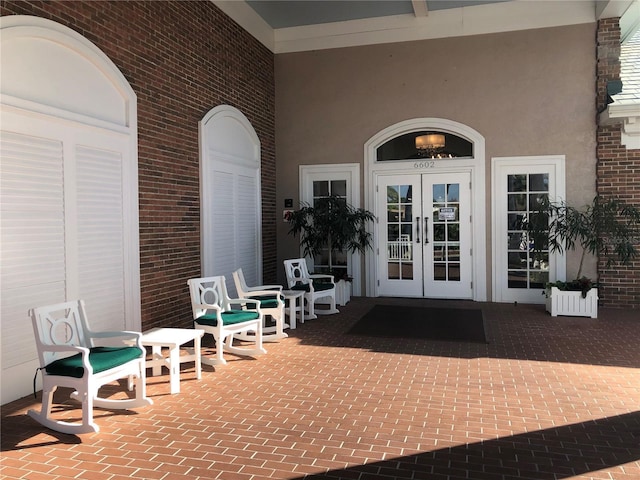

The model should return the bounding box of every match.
[491,155,566,303]
[298,163,363,294]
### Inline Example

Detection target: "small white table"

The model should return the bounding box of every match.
[282,290,305,329]
[139,328,205,394]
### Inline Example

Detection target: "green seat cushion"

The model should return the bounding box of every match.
[292,280,333,292]
[291,282,310,292]
[313,281,334,292]
[250,295,280,309]
[45,346,143,378]
[196,310,260,327]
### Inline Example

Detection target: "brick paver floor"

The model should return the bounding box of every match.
[1,297,639,479]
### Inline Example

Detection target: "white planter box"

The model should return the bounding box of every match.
[545,287,598,318]
[334,280,351,306]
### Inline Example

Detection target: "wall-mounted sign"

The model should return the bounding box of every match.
[438,207,456,221]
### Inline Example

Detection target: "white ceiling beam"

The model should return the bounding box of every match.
[412,0,429,18]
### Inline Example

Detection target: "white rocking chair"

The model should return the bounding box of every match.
[187,275,267,366]
[28,299,152,434]
[232,268,287,342]
[283,258,339,319]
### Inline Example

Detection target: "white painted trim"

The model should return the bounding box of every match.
[600,104,640,149]
[298,163,363,295]
[364,118,487,302]
[491,155,566,304]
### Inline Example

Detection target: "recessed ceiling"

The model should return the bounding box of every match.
[214,0,640,53]
[246,0,511,29]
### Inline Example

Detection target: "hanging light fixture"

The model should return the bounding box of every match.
[415,133,445,158]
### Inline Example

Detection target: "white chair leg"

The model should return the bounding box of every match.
[306,296,317,320]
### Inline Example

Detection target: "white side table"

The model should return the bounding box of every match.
[281,290,305,329]
[139,327,205,394]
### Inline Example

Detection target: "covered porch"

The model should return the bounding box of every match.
[2,298,639,479]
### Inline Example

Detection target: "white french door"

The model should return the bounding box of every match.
[377,172,472,298]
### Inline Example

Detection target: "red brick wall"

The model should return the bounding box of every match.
[1,1,277,327]
[596,19,640,309]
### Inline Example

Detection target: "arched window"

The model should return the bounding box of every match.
[377,131,473,161]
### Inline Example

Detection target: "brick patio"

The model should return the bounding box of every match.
[2,297,639,480]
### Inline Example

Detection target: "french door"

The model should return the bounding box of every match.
[377,172,472,298]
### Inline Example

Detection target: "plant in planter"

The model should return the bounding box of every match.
[287,195,376,304]
[524,195,640,317]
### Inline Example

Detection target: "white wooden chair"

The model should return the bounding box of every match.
[187,275,267,366]
[28,299,152,434]
[283,258,339,319]
[232,268,287,341]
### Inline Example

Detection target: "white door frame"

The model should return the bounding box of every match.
[491,155,566,303]
[299,163,363,295]
[364,118,487,301]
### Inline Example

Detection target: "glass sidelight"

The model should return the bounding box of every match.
[506,173,550,289]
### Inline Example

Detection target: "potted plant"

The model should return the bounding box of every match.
[287,195,376,305]
[525,195,640,318]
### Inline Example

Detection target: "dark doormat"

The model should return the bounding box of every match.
[348,305,488,343]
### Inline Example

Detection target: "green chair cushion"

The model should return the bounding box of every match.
[313,281,334,292]
[292,280,333,292]
[197,310,260,327]
[45,346,143,378]
[250,295,280,309]
[291,282,310,292]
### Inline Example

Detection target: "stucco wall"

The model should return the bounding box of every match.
[275,24,598,295]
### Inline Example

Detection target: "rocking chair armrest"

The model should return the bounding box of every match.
[246,284,282,292]
[310,274,335,283]
[228,297,261,310]
[87,330,143,348]
[242,289,285,300]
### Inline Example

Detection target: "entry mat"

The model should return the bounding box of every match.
[348,304,488,343]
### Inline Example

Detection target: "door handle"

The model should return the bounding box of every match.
[415,217,420,243]
[424,217,429,244]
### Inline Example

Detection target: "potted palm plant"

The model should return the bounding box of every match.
[525,195,640,318]
[287,195,376,305]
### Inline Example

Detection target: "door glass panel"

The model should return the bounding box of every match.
[387,184,413,280]
[331,180,347,197]
[434,263,446,280]
[313,181,329,197]
[506,173,550,289]
[311,179,348,274]
[431,182,461,282]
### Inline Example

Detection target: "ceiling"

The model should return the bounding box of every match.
[213,0,640,53]
[245,0,510,29]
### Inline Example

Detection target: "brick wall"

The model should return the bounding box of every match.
[596,19,640,309]
[1,1,277,328]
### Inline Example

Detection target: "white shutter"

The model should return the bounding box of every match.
[0,16,140,405]
[0,131,66,369]
[211,169,236,278]
[200,106,262,295]
[76,145,126,331]
[236,172,259,286]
